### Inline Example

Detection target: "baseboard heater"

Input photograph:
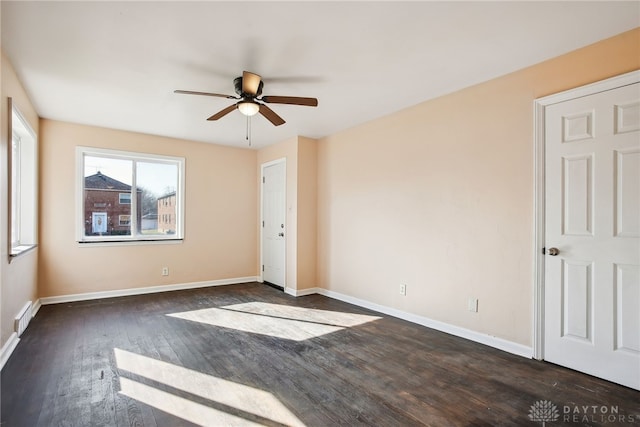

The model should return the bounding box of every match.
[15,301,32,337]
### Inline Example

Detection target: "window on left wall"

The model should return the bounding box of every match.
[77,146,185,244]
[9,99,38,258]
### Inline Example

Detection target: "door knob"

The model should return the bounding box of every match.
[547,247,560,256]
[278,232,284,237]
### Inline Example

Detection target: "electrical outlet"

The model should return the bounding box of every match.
[468,298,478,312]
[162,267,169,276]
[400,284,407,296]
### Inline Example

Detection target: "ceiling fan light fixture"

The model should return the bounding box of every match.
[238,101,259,116]
[175,70,317,126]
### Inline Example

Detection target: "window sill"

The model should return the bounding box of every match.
[10,244,37,260]
[77,239,183,248]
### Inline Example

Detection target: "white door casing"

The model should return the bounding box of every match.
[261,159,286,288]
[536,73,640,390]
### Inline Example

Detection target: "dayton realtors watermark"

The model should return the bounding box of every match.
[529,400,640,425]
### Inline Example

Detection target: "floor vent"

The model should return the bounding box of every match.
[15,301,32,337]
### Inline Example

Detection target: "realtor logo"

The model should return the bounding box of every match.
[529,400,560,426]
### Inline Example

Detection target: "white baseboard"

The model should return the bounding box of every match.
[39,276,259,305]
[32,299,42,317]
[0,332,19,371]
[309,288,532,359]
[285,287,318,297]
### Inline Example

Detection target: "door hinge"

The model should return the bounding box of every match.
[262,220,264,227]
[262,265,264,272]
[262,176,265,183]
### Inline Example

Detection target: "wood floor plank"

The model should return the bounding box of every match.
[15,308,61,427]
[33,310,82,427]
[2,282,639,427]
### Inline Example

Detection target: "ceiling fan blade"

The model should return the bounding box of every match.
[258,104,285,126]
[262,96,318,107]
[242,71,262,96]
[207,104,238,121]
[174,90,237,99]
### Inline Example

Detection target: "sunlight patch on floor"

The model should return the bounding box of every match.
[119,378,263,427]
[167,302,381,341]
[115,348,304,427]
[223,302,381,327]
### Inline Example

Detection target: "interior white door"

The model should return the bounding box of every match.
[261,160,286,288]
[544,82,640,390]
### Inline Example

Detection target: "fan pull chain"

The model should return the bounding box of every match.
[246,115,252,146]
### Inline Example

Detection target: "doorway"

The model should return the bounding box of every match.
[260,159,286,290]
[534,71,639,390]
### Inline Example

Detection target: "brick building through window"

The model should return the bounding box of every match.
[83,172,142,236]
[157,191,176,234]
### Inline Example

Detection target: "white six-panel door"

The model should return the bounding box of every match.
[261,160,286,288]
[544,81,640,390]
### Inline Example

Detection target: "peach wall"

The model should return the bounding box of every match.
[38,120,258,298]
[316,28,640,346]
[1,52,40,349]
[296,137,317,290]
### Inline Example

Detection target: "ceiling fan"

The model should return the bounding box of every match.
[175,71,318,126]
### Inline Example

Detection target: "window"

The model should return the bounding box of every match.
[119,193,131,204]
[119,215,131,226]
[77,147,184,243]
[9,99,37,257]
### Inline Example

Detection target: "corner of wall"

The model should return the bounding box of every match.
[296,137,318,290]
[256,136,319,292]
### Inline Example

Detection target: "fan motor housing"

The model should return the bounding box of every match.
[234,76,263,97]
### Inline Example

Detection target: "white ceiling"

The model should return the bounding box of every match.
[2,1,639,149]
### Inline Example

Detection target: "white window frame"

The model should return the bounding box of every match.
[119,193,131,205]
[9,98,38,258]
[76,146,185,244]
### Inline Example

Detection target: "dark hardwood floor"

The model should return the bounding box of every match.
[1,282,638,426]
